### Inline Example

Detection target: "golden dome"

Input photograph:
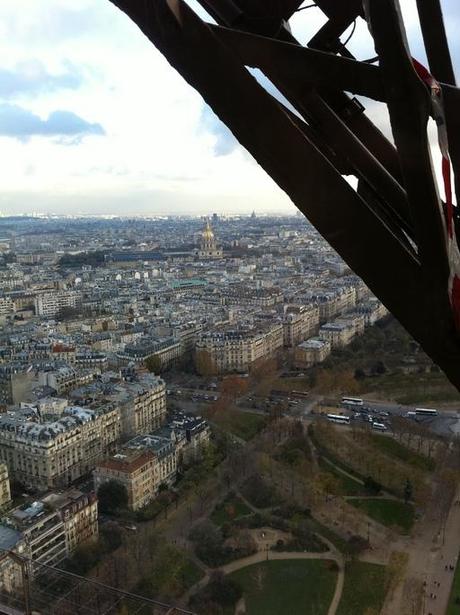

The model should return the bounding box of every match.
[202,220,215,240]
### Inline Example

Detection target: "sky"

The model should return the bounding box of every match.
[0,0,458,217]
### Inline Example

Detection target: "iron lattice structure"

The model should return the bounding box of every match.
[109,0,460,389]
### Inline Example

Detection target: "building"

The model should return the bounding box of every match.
[0,404,121,490]
[196,322,284,374]
[0,463,11,510]
[9,502,67,573]
[294,338,331,368]
[283,305,320,347]
[126,434,177,489]
[0,488,98,591]
[319,321,354,349]
[42,489,98,553]
[0,296,15,318]
[94,450,157,511]
[109,374,167,437]
[194,220,223,259]
[117,337,182,370]
[0,529,25,592]
[169,413,211,462]
[356,299,388,325]
[38,365,95,395]
[34,291,80,318]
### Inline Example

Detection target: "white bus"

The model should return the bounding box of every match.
[415,408,438,416]
[327,414,351,425]
[372,422,387,431]
[342,397,363,407]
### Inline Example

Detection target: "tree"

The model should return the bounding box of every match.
[219,376,249,400]
[195,349,216,376]
[100,521,123,552]
[404,478,413,504]
[97,480,128,514]
[145,355,162,374]
[364,476,382,496]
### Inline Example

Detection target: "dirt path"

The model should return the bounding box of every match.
[381,473,460,614]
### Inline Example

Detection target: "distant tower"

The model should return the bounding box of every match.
[251,210,256,219]
[195,219,223,258]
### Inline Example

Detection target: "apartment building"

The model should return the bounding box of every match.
[313,287,357,323]
[10,502,67,573]
[318,313,365,349]
[0,463,11,510]
[117,337,182,370]
[34,291,80,318]
[0,404,120,490]
[0,489,98,592]
[126,434,177,489]
[109,374,167,437]
[94,450,157,511]
[42,489,98,553]
[0,296,15,317]
[294,337,332,368]
[283,305,320,347]
[356,299,388,325]
[195,322,283,374]
[38,366,95,395]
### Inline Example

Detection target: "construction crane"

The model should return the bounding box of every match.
[108,0,460,390]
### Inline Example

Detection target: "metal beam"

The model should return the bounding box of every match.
[367,0,449,281]
[416,0,456,86]
[211,25,386,101]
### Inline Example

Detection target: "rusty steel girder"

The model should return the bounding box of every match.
[109,0,460,391]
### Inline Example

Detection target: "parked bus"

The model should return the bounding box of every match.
[415,408,438,416]
[342,397,364,407]
[291,390,310,399]
[327,414,350,424]
[372,422,387,431]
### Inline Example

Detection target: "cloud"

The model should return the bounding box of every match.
[199,105,239,156]
[0,104,105,141]
[0,60,83,99]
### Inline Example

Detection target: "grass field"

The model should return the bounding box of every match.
[205,408,267,441]
[362,371,460,404]
[371,434,435,471]
[447,557,460,615]
[228,559,337,615]
[318,457,366,496]
[211,494,252,526]
[349,498,415,533]
[336,561,388,615]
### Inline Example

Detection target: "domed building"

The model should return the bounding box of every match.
[195,220,223,259]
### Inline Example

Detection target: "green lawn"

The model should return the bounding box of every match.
[211,494,252,526]
[371,434,435,471]
[318,457,366,496]
[362,371,460,404]
[349,498,415,533]
[447,556,460,615]
[207,408,267,441]
[228,559,337,615]
[337,561,388,615]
